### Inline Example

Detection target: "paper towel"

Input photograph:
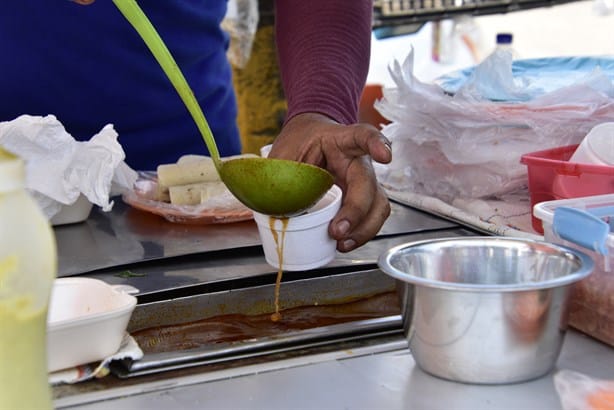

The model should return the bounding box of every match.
[0,114,137,219]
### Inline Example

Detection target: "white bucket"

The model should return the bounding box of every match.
[569,122,614,165]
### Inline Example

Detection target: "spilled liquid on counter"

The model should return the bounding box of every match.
[132,291,400,352]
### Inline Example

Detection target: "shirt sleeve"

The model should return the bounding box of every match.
[274,0,372,125]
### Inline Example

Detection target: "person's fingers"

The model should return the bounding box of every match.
[271,114,393,252]
[368,132,393,164]
[272,113,392,170]
[72,0,95,4]
[338,184,390,251]
[329,157,390,252]
[330,157,375,233]
[323,124,392,166]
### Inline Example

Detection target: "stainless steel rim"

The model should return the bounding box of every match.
[377,236,595,292]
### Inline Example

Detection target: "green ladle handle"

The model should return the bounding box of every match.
[112,0,222,167]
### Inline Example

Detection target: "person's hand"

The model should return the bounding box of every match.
[269,112,392,253]
[72,0,95,4]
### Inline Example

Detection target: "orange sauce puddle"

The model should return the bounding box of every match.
[269,216,288,322]
[132,291,400,352]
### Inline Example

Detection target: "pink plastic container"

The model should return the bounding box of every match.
[520,144,614,233]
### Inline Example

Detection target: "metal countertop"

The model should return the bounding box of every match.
[52,198,613,409]
[55,198,463,298]
[56,198,457,278]
[58,330,612,410]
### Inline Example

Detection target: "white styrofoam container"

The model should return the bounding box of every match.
[533,193,614,273]
[50,194,93,226]
[252,185,342,271]
[47,278,137,372]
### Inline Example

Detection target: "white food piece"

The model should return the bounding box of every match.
[200,181,230,203]
[157,154,258,204]
[154,184,171,202]
[169,181,228,205]
[177,154,210,164]
[157,157,220,187]
[178,153,259,165]
[224,153,259,160]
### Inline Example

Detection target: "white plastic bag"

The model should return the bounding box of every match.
[375,50,614,202]
[554,370,614,410]
[222,0,259,69]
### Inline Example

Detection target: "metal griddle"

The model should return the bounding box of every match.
[111,269,402,378]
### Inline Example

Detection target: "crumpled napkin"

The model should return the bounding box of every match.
[0,114,138,219]
[48,333,143,385]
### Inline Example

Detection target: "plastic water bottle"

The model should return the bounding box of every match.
[0,149,57,410]
[495,32,519,59]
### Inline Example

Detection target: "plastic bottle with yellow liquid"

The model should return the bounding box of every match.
[0,148,57,410]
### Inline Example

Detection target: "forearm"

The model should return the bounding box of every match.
[275,0,372,125]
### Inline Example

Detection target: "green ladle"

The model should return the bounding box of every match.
[113,0,334,216]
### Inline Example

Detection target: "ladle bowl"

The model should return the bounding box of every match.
[219,157,334,216]
[113,0,334,216]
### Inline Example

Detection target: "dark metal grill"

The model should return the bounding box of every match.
[373,0,584,37]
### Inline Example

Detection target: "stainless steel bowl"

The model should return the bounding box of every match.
[378,236,594,384]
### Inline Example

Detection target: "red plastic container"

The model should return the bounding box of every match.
[358,84,391,130]
[520,144,614,234]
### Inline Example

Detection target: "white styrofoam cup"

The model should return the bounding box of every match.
[253,184,342,271]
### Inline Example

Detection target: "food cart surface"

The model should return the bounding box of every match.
[58,330,612,410]
[52,201,613,409]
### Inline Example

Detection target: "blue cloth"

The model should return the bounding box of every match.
[0,1,241,170]
[436,55,614,101]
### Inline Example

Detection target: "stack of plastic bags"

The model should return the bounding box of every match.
[374,49,614,202]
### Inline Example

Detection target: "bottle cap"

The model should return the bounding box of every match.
[0,148,25,193]
[496,33,513,45]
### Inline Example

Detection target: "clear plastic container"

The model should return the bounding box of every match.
[0,149,56,409]
[533,193,614,347]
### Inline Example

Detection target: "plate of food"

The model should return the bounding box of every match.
[122,154,254,224]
